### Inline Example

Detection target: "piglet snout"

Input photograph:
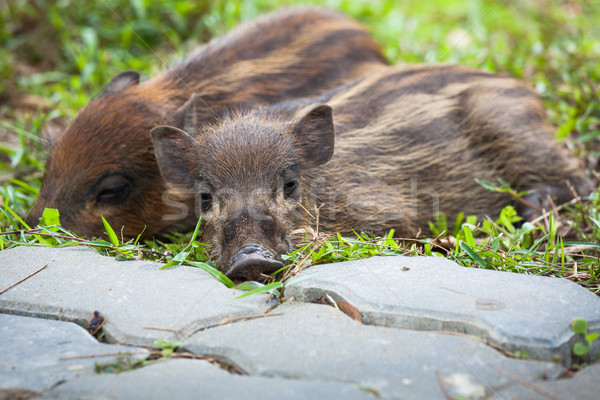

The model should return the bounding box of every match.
[226,244,284,283]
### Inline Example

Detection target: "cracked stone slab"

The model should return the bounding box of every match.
[184,302,565,400]
[42,358,373,400]
[286,256,600,365]
[496,363,600,400]
[0,246,273,347]
[0,313,147,392]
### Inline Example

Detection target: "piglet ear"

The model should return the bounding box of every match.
[292,105,335,169]
[41,116,69,147]
[101,71,140,96]
[151,125,196,184]
[173,93,216,133]
[173,93,199,132]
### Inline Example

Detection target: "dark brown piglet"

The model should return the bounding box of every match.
[151,64,592,282]
[26,7,387,238]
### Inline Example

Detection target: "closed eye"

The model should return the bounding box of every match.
[98,185,128,200]
[95,175,132,204]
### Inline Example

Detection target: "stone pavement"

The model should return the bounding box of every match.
[1,246,599,399]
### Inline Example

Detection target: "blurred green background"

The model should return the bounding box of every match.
[1,0,599,292]
[2,0,598,117]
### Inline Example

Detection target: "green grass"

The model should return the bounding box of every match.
[1,0,599,294]
[571,317,600,364]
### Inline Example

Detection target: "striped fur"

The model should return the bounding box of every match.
[155,64,592,272]
[26,7,387,238]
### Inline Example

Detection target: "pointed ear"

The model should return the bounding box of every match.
[101,71,140,96]
[41,116,69,146]
[173,93,200,132]
[293,105,335,169]
[150,125,196,184]
[172,93,216,132]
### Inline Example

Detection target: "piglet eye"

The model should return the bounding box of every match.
[283,180,298,198]
[98,186,128,200]
[96,175,131,204]
[200,192,213,212]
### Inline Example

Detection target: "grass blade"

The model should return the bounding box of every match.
[459,241,488,268]
[101,216,120,247]
[235,281,283,299]
[186,260,234,288]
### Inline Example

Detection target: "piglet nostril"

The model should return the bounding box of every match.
[227,244,284,283]
[233,244,264,257]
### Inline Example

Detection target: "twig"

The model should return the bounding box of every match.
[59,349,239,373]
[171,352,218,361]
[0,229,87,242]
[263,302,280,314]
[430,230,448,246]
[282,205,326,280]
[190,312,283,336]
[314,204,322,238]
[436,370,457,400]
[143,326,190,336]
[282,233,321,281]
[530,193,589,226]
[59,351,147,360]
[218,312,282,326]
[514,194,543,213]
[87,314,107,336]
[566,180,587,227]
[490,366,568,400]
[547,194,559,220]
[0,264,48,295]
[286,241,318,278]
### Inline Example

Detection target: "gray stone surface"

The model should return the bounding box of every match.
[3,246,599,399]
[287,255,600,364]
[184,302,565,400]
[0,313,147,392]
[42,359,373,400]
[496,363,600,400]
[0,246,273,347]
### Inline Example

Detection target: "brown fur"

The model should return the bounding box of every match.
[152,64,592,278]
[26,7,387,238]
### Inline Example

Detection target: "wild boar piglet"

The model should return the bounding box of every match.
[25,7,387,239]
[152,64,592,282]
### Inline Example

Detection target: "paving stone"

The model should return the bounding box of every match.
[0,313,147,392]
[42,358,373,400]
[287,255,600,365]
[495,363,600,400]
[184,302,565,400]
[0,246,273,347]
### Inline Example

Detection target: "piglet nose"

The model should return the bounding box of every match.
[226,244,284,283]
